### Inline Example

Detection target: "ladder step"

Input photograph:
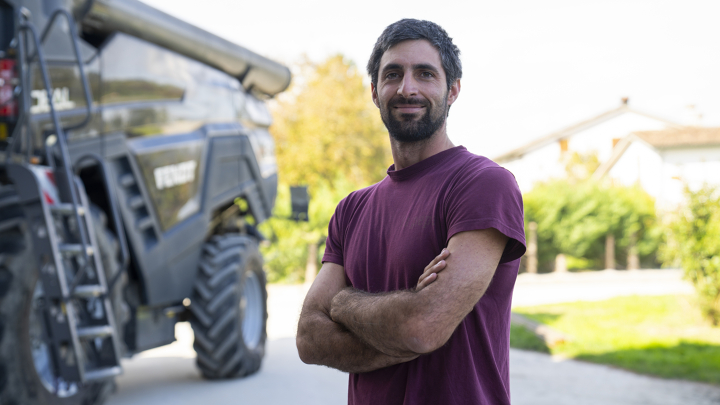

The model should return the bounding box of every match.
[119,173,135,187]
[73,285,105,298]
[50,203,86,216]
[59,243,94,256]
[77,325,114,339]
[84,366,123,381]
[128,195,144,209]
[137,216,153,230]
[0,217,23,233]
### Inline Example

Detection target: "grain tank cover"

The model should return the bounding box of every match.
[76,0,291,97]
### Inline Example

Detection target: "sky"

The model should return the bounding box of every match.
[142,0,720,159]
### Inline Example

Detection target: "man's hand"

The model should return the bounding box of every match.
[415,248,450,292]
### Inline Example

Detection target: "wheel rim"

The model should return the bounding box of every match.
[240,271,264,350]
[29,281,79,398]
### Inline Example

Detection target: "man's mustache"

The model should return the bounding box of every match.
[388,96,428,108]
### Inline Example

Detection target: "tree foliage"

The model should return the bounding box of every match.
[524,179,661,272]
[270,55,391,188]
[260,55,391,282]
[563,151,601,182]
[661,186,720,325]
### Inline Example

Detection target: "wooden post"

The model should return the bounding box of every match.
[527,222,538,274]
[628,232,640,270]
[605,234,615,270]
[555,253,567,273]
[305,243,318,285]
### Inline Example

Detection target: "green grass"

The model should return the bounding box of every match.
[510,324,550,353]
[511,295,720,384]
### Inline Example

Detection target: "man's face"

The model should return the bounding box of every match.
[372,40,459,143]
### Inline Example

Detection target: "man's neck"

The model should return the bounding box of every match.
[390,125,455,171]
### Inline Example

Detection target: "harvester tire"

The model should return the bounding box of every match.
[189,234,267,379]
[0,185,122,405]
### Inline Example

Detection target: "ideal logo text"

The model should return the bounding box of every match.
[31,87,76,113]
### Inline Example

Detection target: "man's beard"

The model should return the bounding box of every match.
[379,94,448,143]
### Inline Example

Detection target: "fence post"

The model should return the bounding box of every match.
[305,242,318,285]
[605,234,615,270]
[527,222,538,274]
[555,253,567,273]
[628,232,640,270]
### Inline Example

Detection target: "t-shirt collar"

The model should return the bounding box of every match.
[386,145,466,182]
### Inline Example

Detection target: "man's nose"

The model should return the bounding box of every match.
[397,74,418,98]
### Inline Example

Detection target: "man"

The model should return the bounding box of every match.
[296,19,526,404]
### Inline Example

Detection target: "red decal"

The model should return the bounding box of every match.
[46,171,56,185]
[43,191,55,205]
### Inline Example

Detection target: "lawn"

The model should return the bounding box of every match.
[510,294,720,384]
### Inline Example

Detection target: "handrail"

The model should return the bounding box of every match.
[28,8,94,131]
[15,9,92,297]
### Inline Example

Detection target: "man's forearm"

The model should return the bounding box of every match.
[296,309,418,373]
[330,288,431,356]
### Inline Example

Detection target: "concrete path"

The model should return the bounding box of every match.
[106,270,720,405]
[106,334,347,405]
[512,268,694,307]
[511,350,720,405]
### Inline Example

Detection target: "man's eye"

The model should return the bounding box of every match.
[385,73,399,80]
[421,71,435,78]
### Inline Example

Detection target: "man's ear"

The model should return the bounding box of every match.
[371,82,380,108]
[447,79,461,106]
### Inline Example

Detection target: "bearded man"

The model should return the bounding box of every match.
[296,19,526,405]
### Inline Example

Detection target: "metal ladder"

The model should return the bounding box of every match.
[6,7,123,384]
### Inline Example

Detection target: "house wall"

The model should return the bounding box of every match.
[502,143,563,192]
[607,140,663,198]
[499,112,670,193]
[608,143,720,211]
[661,147,720,208]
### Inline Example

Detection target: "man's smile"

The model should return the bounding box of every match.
[394,104,425,114]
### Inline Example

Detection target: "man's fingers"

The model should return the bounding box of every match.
[418,259,447,283]
[415,249,450,292]
[416,259,446,291]
[423,249,450,273]
[415,272,437,291]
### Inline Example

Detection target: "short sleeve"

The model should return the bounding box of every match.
[322,198,346,266]
[445,165,526,263]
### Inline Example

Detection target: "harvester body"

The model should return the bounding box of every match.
[0,1,288,402]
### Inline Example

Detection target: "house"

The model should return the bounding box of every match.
[495,99,682,193]
[593,126,720,211]
[495,99,720,212]
[497,100,720,271]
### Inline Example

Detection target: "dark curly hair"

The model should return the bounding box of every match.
[367,19,462,90]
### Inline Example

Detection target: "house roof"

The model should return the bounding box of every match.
[592,126,720,180]
[633,127,720,149]
[493,101,682,164]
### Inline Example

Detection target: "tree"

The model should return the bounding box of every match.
[260,55,392,282]
[524,180,661,272]
[270,55,391,189]
[662,186,720,325]
[563,151,600,182]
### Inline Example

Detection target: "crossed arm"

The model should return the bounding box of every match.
[295,228,508,373]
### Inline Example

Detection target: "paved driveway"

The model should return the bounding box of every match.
[107,270,720,405]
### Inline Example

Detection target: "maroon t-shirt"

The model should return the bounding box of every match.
[322,146,526,405]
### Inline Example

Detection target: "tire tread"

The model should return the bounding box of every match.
[189,234,267,379]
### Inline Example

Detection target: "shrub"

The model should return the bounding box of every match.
[523,180,661,272]
[663,186,720,325]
